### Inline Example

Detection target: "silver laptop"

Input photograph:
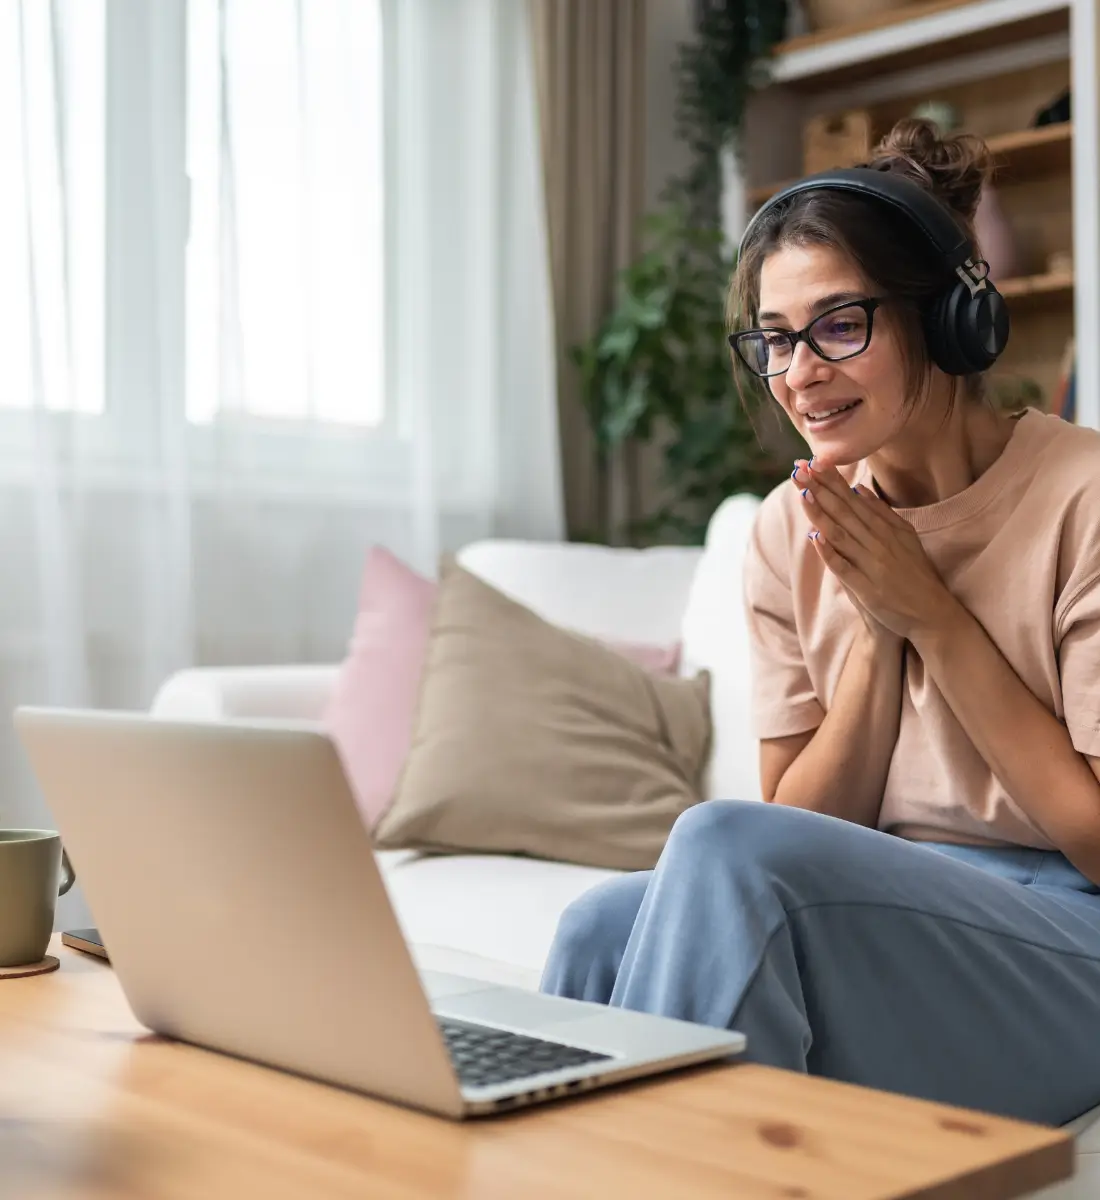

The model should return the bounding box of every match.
[13,707,745,1118]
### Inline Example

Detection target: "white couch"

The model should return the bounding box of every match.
[150,495,1098,1198]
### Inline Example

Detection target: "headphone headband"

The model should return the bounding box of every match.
[739,167,973,267]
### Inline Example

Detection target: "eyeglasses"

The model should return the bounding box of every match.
[728,297,887,379]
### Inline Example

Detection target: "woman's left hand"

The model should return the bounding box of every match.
[796,457,961,642]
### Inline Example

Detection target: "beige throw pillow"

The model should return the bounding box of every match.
[374,562,712,871]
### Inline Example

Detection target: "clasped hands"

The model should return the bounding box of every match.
[794,457,960,645]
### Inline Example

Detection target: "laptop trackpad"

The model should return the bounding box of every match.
[433,985,599,1029]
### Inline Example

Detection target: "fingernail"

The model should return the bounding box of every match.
[851,486,860,494]
[807,531,819,541]
[800,488,813,504]
[791,468,799,481]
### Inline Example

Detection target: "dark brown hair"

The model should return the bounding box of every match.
[730,118,994,412]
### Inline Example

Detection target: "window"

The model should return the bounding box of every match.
[0,0,105,415]
[1,0,384,434]
[185,0,385,428]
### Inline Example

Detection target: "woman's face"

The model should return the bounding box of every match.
[756,242,914,466]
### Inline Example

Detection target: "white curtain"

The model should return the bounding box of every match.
[384,0,564,567]
[1,0,562,929]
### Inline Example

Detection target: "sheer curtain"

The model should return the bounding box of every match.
[1,0,562,929]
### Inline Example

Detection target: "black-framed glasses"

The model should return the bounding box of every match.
[728,297,888,379]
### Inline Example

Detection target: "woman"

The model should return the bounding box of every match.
[540,119,1100,1126]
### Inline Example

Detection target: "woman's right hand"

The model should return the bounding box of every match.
[793,459,903,651]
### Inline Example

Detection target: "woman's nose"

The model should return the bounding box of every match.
[784,340,830,390]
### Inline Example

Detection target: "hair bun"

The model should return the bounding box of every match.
[865,117,992,225]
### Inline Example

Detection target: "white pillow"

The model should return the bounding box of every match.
[680,494,764,803]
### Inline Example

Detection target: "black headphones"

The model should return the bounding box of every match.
[739,167,1010,376]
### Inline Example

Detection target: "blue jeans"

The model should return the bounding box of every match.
[540,800,1100,1125]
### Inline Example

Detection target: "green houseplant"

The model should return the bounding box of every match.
[574,206,796,544]
[670,0,792,226]
[575,1,800,545]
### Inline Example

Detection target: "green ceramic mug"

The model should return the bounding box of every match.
[0,830,75,968]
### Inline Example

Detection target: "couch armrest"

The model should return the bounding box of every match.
[150,665,339,723]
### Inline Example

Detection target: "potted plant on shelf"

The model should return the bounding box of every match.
[574,0,801,545]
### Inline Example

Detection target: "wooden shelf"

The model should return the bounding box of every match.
[997,269,1073,307]
[988,121,1071,182]
[771,0,1070,90]
[746,122,1071,208]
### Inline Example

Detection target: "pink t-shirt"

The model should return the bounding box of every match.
[743,408,1100,848]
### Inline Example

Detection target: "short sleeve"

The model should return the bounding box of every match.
[1059,571,1100,756]
[742,493,825,740]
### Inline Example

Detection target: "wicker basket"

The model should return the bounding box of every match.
[803,110,874,175]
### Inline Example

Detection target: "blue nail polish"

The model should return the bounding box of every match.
[851,486,860,494]
[800,488,809,499]
[791,468,798,480]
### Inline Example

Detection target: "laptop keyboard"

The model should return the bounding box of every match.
[438,1016,611,1089]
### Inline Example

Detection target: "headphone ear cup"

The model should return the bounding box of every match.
[923,288,964,375]
[970,287,1010,369]
[924,282,1010,376]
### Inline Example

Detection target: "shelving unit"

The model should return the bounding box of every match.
[747,120,1072,206]
[990,120,1072,181]
[772,0,1070,88]
[996,268,1074,303]
[728,0,1099,429]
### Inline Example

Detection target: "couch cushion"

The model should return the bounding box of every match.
[323,547,437,826]
[681,494,764,803]
[375,563,712,870]
[377,850,623,991]
[324,547,683,830]
[457,539,702,646]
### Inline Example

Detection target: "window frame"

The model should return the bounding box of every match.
[0,0,408,505]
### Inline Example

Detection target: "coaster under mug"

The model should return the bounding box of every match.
[0,955,60,980]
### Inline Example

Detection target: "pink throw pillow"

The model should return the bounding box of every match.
[607,639,681,675]
[323,547,436,828]
[324,547,682,828]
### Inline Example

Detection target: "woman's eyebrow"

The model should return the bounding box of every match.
[757,290,865,324]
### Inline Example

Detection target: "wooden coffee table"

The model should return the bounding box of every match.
[0,937,1072,1199]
